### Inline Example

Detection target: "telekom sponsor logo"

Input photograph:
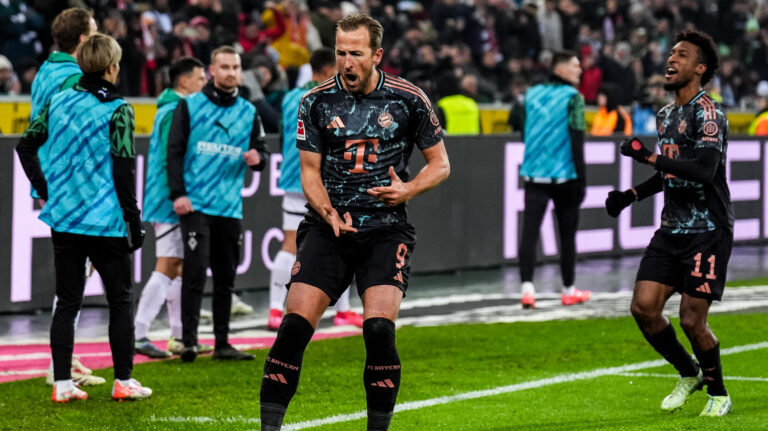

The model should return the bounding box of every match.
[504,140,765,259]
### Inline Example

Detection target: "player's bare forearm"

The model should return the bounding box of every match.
[403,141,451,199]
[300,150,333,214]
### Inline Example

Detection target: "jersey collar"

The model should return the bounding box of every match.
[48,51,77,63]
[687,90,707,105]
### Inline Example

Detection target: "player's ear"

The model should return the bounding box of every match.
[695,63,706,77]
[373,47,383,66]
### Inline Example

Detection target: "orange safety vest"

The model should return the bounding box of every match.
[591,106,633,136]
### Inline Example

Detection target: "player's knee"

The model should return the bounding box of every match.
[679,313,704,335]
[363,317,396,354]
[630,300,654,323]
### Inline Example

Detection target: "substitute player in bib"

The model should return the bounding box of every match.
[17,34,151,402]
[168,45,270,362]
[29,7,104,388]
[606,30,734,417]
[268,47,363,331]
[134,57,207,359]
[259,14,450,431]
[517,50,591,309]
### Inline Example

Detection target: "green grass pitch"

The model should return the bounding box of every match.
[2,311,766,430]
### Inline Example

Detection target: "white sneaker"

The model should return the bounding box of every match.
[699,394,732,416]
[661,368,704,411]
[112,378,152,401]
[168,336,214,355]
[231,293,254,315]
[52,382,88,403]
[46,357,105,386]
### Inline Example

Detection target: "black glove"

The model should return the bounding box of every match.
[126,218,146,252]
[605,189,636,217]
[620,136,652,164]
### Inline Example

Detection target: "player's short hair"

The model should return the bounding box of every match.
[52,8,93,54]
[169,57,204,88]
[309,47,335,73]
[77,34,122,74]
[673,30,719,86]
[551,50,578,71]
[210,45,239,65]
[336,14,383,51]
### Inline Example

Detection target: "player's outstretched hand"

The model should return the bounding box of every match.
[321,204,358,237]
[173,196,194,215]
[366,167,412,206]
[605,189,636,217]
[243,149,261,167]
[619,136,652,164]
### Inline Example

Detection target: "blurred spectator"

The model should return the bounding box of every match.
[591,83,632,136]
[435,73,480,135]
[163,14,196,63]
[3,0,768,114]
[600,41,636,105]
[0,0,45,66]
[633,74,670,136]
[191,16,213,65]
[578,48,602,104]
[309,1,341,48]
[0,55,22,95]
[539,0,563,52]
[749,81,768,136]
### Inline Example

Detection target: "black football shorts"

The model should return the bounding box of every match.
[289,218,416,305]
[636,227,733,301]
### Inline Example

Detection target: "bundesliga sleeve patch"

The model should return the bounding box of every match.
[297,119,306,141]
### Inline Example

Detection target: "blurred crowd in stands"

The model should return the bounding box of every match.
[3,0,768,134]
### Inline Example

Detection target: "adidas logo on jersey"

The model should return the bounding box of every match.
[327,116,345,129]
[696,282,712,294]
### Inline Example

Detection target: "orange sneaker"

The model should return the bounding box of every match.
[521,292,536,309]
[112,379,152,401]
[562,288,591,306]
[267,308,283,331]
[334,310,364,327]
[52,383,88,403]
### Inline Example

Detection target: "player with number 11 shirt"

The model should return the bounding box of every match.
[605,30,734,418]
[258,13,450,431]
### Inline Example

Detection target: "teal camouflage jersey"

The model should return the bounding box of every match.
[297,72,442,230]
[655,91,734,234]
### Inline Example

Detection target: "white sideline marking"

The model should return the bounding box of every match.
[614,372,768,382]
[152,341,768,429]
[149,415,260,424]
[0,369,48,377]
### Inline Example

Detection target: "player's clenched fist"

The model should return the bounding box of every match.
[620,136,653,164]
[605,189,636,217]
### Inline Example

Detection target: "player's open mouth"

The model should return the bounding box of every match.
[665,67,677,79]
[345,74,358,84]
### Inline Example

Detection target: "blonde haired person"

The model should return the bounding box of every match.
[17,33,152,403]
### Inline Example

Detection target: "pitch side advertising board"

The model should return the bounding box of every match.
[1,136,765,312]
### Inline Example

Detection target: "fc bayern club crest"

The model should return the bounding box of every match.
[378,112,394,128]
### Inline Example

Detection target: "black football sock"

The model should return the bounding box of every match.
[644,323,699,377]
[694,343,727,396]
[363,318,400,431]
[260,313,315,430]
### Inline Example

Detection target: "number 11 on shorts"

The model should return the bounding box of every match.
[691,252,717,280]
